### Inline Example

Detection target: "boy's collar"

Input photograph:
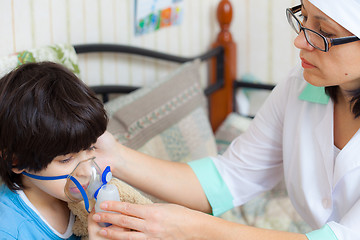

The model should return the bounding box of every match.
[299,83,330,104]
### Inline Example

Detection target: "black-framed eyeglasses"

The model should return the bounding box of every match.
[286,5,360,52]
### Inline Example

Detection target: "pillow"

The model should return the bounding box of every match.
[105,59,217,163]
[215,113,252,154]
[215,113,311,233]
[105,60,217,202]
[0,43,80,78]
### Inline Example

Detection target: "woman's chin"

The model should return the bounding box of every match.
[303,72,326,87]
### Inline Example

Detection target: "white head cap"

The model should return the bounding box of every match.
[308,0,360,38]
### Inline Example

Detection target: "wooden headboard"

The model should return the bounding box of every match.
[209,0,237,131]
[73,0,274,132]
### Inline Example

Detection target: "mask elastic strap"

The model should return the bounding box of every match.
[22,172,68,180]
[68,175,91,213]
[22,172,91,213]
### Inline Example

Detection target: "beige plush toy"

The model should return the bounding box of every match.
[68,178,153,240]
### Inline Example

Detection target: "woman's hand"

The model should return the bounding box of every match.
[94,131,124,174]
[88,207,131,240]
[88,208,108,239]
[90,201,309,240]
[91,201,209,240]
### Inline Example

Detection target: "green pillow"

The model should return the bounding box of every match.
[0,43,79,78]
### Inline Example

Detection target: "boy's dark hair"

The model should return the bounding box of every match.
[0,62,108,190]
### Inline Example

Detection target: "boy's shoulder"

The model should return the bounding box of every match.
[0,185,39,238]
[0,184,28,220]
[0,185,80,240]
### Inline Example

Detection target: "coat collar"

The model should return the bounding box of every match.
[299,83,330,104]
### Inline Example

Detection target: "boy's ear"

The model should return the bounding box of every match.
[12,167,24,174]
[11,156,24,174]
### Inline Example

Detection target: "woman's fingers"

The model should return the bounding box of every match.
[101,201,149,219]
[99,227,146,240]
[93,204,148,232]
[88,208,110,239]
[107,225,130,233]
[93,202,203,239]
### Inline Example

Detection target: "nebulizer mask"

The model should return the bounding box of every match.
[22,157,120,213]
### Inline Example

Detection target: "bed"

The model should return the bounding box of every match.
[71,1,310,234]
[0,0,310,234]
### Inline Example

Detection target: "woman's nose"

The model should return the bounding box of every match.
[294,30,315,51]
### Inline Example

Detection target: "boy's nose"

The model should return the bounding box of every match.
[73,158,94,179]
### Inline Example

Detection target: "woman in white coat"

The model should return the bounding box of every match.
[88,0,360,239]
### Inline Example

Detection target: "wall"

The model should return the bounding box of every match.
[0,0,300,87]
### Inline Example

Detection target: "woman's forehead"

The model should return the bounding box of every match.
[302,0,329,20]
[302,0,352,34]
[307,0,360,38]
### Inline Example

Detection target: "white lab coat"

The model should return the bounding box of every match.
[213,65,360,239]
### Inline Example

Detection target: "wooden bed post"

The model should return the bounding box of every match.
[210,0,237,132]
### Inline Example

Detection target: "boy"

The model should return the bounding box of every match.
[0,62,108,239]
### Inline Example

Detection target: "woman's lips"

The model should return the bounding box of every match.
[301,58,316,69]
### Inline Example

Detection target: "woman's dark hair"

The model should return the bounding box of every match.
[0,62,108,190]
[325,86,360,118]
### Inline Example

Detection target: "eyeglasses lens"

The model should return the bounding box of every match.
[287,10,301,34]
[287,8,326,51]
[306,32,326,51]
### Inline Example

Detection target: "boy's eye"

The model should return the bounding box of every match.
[59,157,73,164]
[88,146,96,151]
